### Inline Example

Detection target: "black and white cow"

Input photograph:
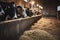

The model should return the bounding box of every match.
[0,5,5,21]
[0,2,18,21]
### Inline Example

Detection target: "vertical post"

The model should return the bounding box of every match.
[57,12,58,20]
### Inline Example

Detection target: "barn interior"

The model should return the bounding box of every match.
[0,0,60,40]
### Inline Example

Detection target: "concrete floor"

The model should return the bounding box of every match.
[31,17,60,40]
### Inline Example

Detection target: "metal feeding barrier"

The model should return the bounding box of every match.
[0,15,42,40]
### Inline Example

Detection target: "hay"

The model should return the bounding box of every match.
[19,29,56,40]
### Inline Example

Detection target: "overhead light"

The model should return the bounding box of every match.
[37,4,39,7]
[30,1,35,5]
[39,5,43,9]
[24,0,29,2]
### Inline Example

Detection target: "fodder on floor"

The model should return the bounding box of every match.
[19,29,56,40]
